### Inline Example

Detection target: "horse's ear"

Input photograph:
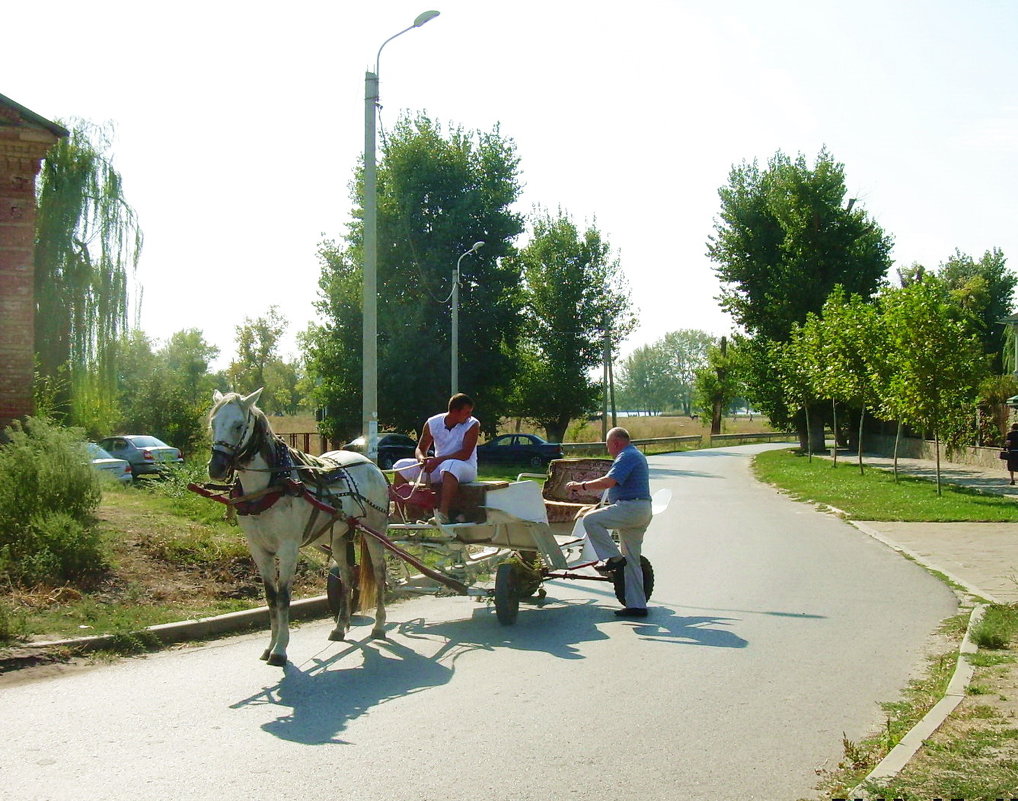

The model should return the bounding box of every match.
[242,388,263,409]
[213,390,224,403]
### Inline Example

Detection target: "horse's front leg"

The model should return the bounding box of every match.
[247,542,281,663]
[328,528,353,642]
[263,541,299,666]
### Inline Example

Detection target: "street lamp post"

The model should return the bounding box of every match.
[363,10,440,461]
[451,241,484,396]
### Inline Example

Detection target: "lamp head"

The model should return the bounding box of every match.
[471,241,485,252]
[414,10,440,27]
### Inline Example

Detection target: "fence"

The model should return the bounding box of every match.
[280,432,334,456]
[283,430,796,460]
[562,431,794,457]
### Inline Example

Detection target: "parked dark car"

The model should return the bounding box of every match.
[86,442,133,484]
[343,433,418,470]
[97,435,184,479]
[476,433,564,467]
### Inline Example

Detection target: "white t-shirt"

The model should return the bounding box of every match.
[427,413,479,468]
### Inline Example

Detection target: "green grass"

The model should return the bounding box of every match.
[972,603,1018,650]
[815,614,968,797]
[753,448,1018,521]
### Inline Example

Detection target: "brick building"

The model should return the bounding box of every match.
[0,93,68,433]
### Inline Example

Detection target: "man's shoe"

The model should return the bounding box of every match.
[594,556,627,576]
[614,607,648,618]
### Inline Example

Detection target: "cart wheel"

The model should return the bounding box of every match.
[494,563,520,625]
[612,556,655,605]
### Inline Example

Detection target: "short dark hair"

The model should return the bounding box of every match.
[448,393,474,412]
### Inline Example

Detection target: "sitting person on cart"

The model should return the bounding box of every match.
[566,426,652,618]
[393,393,480,526]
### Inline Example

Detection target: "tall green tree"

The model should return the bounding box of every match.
[879,278,988,494]
[227,306,297,414]
[937,247,1014,372]
[306,114,525,440]
[34,120,143,424]
[114,328,221,452]
[662,329,716,415]
[617,343,674,415]
[812,287,884,473]
[693,336,746,433]
[513,209,635,442]
[706,148,893,447]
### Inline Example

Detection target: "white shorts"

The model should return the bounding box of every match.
[393,458,477,485]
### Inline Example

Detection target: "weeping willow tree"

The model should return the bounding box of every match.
[34,120,142,431]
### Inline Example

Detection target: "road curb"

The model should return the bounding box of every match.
[848,603,985,798]
[2,595,332,664]
[828,510,991,795]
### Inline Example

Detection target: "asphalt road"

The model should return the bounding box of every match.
[0,444,957,801]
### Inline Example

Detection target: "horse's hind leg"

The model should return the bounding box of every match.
[328,529,353,642]
[366,538,387,639]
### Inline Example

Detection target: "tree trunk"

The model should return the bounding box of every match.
[805,403,813,462]
[935,432,942,496]
[893,419,901,482]
[857,404,865,476]
[831,399,838,467]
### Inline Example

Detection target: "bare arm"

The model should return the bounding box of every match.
[416,425,434,463]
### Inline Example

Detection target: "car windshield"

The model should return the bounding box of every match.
[128,436,168,448]
[86,443,114,459]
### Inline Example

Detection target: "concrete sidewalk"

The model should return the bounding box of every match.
[821,449,1018,604]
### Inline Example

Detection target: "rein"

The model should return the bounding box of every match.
[200,402,389,520]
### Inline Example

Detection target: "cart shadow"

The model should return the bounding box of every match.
[621,606,749,648]
[228,600,747,746]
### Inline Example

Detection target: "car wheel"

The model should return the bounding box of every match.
[379,454,395,470]
[528,455,543,467]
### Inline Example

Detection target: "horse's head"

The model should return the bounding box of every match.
[208,388,263,481]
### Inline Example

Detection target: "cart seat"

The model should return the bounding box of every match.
[541,458,612,523]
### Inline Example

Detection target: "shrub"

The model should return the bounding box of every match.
[0,417,107,586]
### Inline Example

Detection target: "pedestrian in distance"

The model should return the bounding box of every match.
[1005,422,1018,486]
[566,426,653,618]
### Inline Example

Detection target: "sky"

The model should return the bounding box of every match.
[4,0,1018,371]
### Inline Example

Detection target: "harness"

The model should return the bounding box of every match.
[196,403,388,542]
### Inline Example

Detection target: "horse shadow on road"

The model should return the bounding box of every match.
[229,593,748,745]
[227,600,607,745]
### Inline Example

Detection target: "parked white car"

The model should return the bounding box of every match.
[86,442,133,484]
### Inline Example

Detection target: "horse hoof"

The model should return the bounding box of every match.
[260,649,270,661]
[266,653,287,667]
[371,629,387,640]
[328,630,346,642]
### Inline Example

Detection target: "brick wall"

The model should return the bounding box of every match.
[0,101,65,432]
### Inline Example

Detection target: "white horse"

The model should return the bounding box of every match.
[207,389,389,666]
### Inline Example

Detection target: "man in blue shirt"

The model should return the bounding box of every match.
[566,427,652,617]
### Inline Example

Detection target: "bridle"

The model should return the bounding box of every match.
[210,401,261,475]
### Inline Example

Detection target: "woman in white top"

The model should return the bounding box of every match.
[393,393,480,524]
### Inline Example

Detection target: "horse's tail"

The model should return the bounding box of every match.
[356,535,378,613]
